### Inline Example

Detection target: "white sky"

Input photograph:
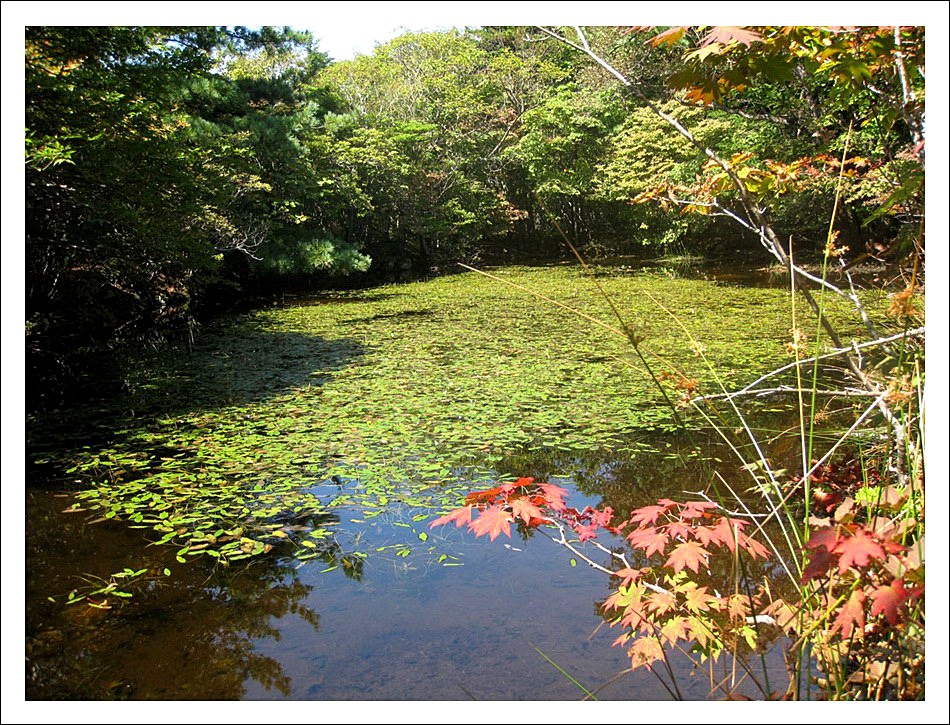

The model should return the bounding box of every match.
[7,1,949,61]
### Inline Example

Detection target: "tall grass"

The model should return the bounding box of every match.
[459,178,924,698]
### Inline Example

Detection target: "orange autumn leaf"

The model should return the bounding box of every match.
[627,527,669,556]
[700,26,762,48]
[510,497,545,525]
[665,541,710,574]
[831,590,866,638]
[613,567,644,587]
[629,636,664,668]
[429,505,473,529]
[645,590,678,616]
[683,585,715,613]
[468,505,513,541]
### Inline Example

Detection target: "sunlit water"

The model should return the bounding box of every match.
[27,465,791,701]
[27,262,847,700]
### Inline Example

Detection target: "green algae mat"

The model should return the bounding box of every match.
[28,263,888,577]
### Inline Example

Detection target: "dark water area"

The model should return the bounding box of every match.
[594,255,901,291]
[25,432,797,701]
[25,485,790,701]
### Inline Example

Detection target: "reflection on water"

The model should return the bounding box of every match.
[27,435,794,701]
[26,490,320,699]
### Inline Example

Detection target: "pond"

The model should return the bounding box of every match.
[25,261,881,700]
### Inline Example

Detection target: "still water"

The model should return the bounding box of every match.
[26,462,790,701]
[27,262,817,700]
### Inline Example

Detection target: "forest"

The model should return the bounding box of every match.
[26,25,923,404]
[24,26,925,703]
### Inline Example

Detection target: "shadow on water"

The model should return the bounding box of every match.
[27,319,368,483]
[25,489,346,700]
[131,318,368,413]
[341,308,436,325]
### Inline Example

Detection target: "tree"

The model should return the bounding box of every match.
[25,26,344,407]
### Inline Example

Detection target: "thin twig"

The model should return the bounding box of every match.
[690,327,924,404]
[695,386,882,401]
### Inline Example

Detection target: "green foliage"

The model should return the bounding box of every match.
[509,85,625,197]
[25,24,924,406]
[597,101,798,201]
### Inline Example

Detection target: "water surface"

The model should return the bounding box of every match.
[28,263,873,700]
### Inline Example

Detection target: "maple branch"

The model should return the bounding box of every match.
[541,518,779,627]
[672,97,793,127]
[540,521,671,595]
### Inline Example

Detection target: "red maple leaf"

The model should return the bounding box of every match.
[573,523,599,541]
[510,497,545,526]
[627,527,669,557]
[465,486,506,505]
[805,526,840,552]
[589,506,614,528]
[538,483,568,511]
[429,505,473,529]
[738,531,770,559]
[680,501,719,519]
[693,522,723,547]
[468,505,513,541]
[665,541,710,574]
[629,503,671,526]
[813,488,843,513]
[802,547,836,583]
[833,528,885,573]
[831,590,866,638]
[869,579,909,625]
[664,520,693,541]
[707,516,747,551]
